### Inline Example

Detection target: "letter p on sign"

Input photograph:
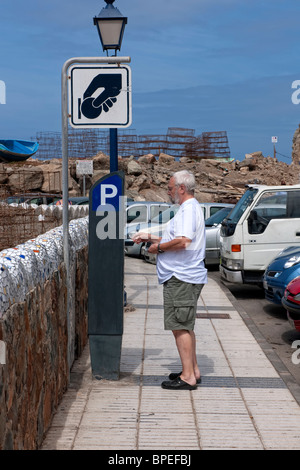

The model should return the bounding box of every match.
[101,184,118,205]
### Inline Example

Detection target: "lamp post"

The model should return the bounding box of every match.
[94,0,127,56]
[94,0,127,173]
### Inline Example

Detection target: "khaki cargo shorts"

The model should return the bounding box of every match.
[163,276,204,331]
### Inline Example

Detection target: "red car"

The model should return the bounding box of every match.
[282,276,300,332]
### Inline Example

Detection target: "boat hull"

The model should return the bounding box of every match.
[0,140,39,163]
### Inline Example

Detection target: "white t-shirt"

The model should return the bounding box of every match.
[156,198,208,285]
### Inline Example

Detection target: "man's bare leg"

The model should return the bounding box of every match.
[190,330,201,381]
[172,330,196,386]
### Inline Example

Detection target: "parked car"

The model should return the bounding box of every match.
[125,204,177,257]
[126,201,234,259]
[140,203,234,265]
[204,205,234,265]
[68,196,89,205]
[263,246,300,305]
[5,193,62,206]
[126,201,173,226]
[281,276,300,332]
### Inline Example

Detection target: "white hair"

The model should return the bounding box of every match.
[172,170,195,194]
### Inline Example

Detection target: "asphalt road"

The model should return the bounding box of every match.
[208,267,300,386]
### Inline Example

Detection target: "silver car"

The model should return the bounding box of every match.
[204,206,234,265]
[142,204,234,265]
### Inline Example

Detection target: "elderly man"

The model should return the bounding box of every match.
[133,170,207,390]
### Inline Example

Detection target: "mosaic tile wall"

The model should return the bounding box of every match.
[0,216,89,316]
[0,216,89,449]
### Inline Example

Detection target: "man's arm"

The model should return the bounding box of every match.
[132,232,162,244]
[148,236,192,254]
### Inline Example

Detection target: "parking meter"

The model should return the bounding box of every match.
[88,171,124,380]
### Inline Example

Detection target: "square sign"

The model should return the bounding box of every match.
[76,160,93,176]
[69,65,132,128]
[271,136,278,143]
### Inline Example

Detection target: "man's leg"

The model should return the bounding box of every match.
[162,278,203,389]
[190,330,201,381]
[172,329,196,386]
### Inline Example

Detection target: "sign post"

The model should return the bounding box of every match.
[76,160,94,196]
[272,136,278,158]
[61,56,131,378]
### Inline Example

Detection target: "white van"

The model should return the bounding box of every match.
[219,184,300,285]
[126,201,172,226]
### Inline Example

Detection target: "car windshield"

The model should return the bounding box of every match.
[225,187,258,224]
[221,187,259,237]
[205,207,233,227]
[6,196,23,204]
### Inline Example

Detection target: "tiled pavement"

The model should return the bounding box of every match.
[42,258,300,450]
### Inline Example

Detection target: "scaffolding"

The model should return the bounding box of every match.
[31,127,231,161]
[191,131,231,159]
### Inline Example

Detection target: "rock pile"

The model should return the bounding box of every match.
[1,125,300,204]
[123,151,300,203]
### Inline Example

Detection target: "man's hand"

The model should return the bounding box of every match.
[148,237,192,254]
[81,73,122,119]
[131,232,151,244]
[148,243,159,254]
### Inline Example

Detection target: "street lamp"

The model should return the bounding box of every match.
[93,0,128,172]
[94,0,128,56]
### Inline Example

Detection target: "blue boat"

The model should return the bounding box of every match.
[0,140,39,162]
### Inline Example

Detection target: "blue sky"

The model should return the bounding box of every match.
[0,0,300,162]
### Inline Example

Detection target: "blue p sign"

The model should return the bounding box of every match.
[92,173,122,211]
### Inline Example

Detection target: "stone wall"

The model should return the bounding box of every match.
[0,217,89,450]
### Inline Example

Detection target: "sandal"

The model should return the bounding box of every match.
[168,371,201,384]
